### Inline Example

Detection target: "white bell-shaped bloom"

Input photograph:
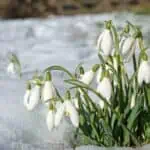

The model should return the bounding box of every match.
[65,101,79,128]
[42,81,56,104]
[23,89,31,108]
[138,60,150,85]
[26,85,41,111]
[80,70,94,85]
[55,100,79,128]
[97,29,113,56]
[46,110,55,132]
[54,103,65,127]
[7,62,16,75]
[121,37,136,61]
[97,77,112,108]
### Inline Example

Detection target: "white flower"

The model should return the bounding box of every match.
[97,29,113,56]
[23,89,31,108]
[80,70,94,85]
[7,62,16,75]
[46,110,55,132]
[26,85,41,111]
[138,60,150,85]
[54,103,65,127]
[42,81,56,105]
[121,37,136,61]
[55,100,79,128]
[65,101,79,128]
[97,77,112,108]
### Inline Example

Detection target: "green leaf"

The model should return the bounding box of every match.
[44,65,74,78]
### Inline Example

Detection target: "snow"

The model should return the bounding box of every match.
[0,13,150,149]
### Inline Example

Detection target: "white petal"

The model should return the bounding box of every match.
[80,70,94,85]
[96,31,104,50]
[46,111,55,132]
[26,85,41,111]
[54,103,65,127]
[138,61,150,85]
[101,29,113,56]
[65,101,79,128]
[97,77,112,101]
[7,63,16,75]
[23,90,31,108]
[121,37,136,60]
[42,81,56,103]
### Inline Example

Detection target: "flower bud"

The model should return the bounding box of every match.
[121,37,136,62]
[138,60,150,85]
[97,29,113,56]
[24,82,31,109]
[26,84,41,111]
[97,77,112,109]
[42,72,56,106]
[46,109,55,132]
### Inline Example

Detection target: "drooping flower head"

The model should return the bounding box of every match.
[138,52,150,86]
[97,71,112,109]
[97,20,113,56]
[42,71,56,106]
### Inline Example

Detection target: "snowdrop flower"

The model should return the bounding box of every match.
[97,73,112,109]
[121,37,136,61]
[65,100,79,127]
[25,84,41,111]
[80,64,99,85]
[80,70,94,85]
[55,91,79,128]
[138,60,150,86]
[24,82,31,109]
[97,29,113,56]
[46,104,55,132]
[42,71,56,106]
[7,62,16,75]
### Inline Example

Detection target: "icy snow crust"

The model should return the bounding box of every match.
[0,13,150,149]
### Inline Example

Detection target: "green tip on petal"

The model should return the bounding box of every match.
[45,71,52,81]
[49,103,54,110]
[79,66,84,75]
[105,20,112,30]
[26,81,31,90]
[124,24,130,33]
[92,64,100,72]
[65,90,71,100]
[140,51,148,61]
[104,71,110,78]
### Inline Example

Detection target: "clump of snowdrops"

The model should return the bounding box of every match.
[23,21,150,147]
